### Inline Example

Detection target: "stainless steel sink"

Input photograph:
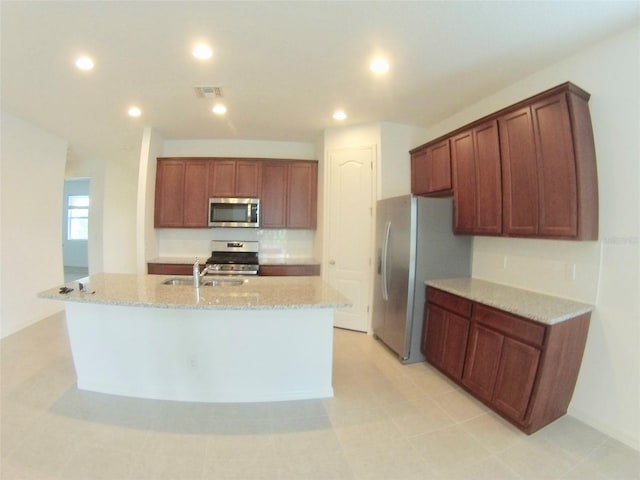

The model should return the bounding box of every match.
[161,277,246,287]
[201,278,246,287]
[161,277,195,286]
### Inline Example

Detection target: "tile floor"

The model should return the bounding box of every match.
[1,312,638,480]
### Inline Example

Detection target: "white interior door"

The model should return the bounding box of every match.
[325,146,374,332]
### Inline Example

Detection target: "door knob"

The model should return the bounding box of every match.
[329,260,336,265]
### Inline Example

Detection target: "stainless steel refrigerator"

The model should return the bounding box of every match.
[372,195,471,363]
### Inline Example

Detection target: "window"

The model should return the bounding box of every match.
[67,195,89,240]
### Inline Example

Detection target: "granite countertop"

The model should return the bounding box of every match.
[38,273,349,310]
[426,278,593,325]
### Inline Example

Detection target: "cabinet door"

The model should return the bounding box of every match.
[531,93,578,237]
[261,162,288,228]
[499,107,539,236]
[183,159,209,227]
[422,304,446,367]
[474,121,502,234]
[462,323,504,401]
[235,161,261,197]
[287,162,317,229]
[492,337,540,421]
[423,303,469,380]
[428,140,452,193]
[208,160,236,197]
[452,121,501,235]
[411,140,452,195]
[440,311,470,380]
[411,148,430,195]
[451,130,476,233]
[154,159,185,227]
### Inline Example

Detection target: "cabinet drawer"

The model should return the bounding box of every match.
[474,304,546,347]
[427,288,472,318]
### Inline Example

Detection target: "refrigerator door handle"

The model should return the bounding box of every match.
[381,221,391,301]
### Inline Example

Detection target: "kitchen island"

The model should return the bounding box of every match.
[38,273,349,403]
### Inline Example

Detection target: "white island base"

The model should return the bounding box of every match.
[65,302,334,403]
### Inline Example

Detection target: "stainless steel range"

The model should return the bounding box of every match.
[205,240,259,275]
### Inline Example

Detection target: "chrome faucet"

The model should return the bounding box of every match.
[193,259,213,287]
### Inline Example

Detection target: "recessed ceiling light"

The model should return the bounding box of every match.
[192,44,213,60]
[370,57,390,74]
[75,55,94,71]
[212,104,227,115]
[333,110,347,121]
[127,106,142,117]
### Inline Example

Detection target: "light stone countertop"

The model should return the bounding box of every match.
[426,278,593,325]
[38,273,350,310]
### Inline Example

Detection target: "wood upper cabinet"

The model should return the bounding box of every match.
[155,159,186,228]
[261,162,288,228]
[154,157,316,229]
[183,159,209,227]
[261,160,317,229]
[411,82,598,241]
[411,140,452,196]
[499,86,597,239]
[451,120,502,235]
[235,161,262,197]
[155,158,209,228]
[287,161,317,229]
[208,159,261,198]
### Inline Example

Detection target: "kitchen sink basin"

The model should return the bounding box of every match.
[161,277,246,287]
[161,277,195,286]
[201,278,246,287]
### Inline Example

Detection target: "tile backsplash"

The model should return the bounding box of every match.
[155,228,316,261]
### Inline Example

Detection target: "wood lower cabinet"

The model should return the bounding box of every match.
[410,140,452,196]
[422,303,469,380]
[422,289,473,380]
[148,263,197,275]
[423,287,590,434]
[259,264,320,276]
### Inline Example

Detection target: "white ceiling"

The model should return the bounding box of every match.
[2,1,639,162]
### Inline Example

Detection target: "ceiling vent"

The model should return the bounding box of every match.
[194,86,223,98]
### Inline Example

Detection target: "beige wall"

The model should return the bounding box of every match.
[0,112,68,337]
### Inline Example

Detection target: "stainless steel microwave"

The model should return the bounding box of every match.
[208,197,260,228]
